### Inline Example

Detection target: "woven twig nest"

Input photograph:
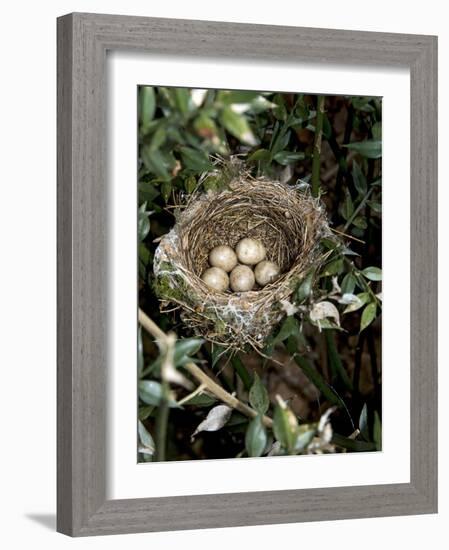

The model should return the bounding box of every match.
[153,172,331,351]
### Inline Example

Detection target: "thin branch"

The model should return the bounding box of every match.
[311,95,325,198]
[330,227,365,244]
[342,186,374,233]
[138,308,273,428]
[177,383,208,406]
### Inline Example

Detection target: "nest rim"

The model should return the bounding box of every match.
[153,172,332,350]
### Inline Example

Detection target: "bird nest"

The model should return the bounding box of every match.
[153,173,331,351]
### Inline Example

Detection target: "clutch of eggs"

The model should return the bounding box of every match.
[202,238,280,292]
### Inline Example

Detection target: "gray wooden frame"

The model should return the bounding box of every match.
[57,12,438,537]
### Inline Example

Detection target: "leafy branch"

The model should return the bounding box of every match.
[138,308,273,429]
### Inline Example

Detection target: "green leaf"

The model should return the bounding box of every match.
[359,403,370,441]
[343,292,370,314]
[273,402,298,453]
[342,246,360,257]
[211,343,227,368]
[218,91,274,114]
[142,338,203,378]
[161,181,172,203]
[341,272,357,294]
[272,94,287,121]
[149,125,167,151]
[138,212,150,242]
[367,200,382,213]
[218,90,260,105]
[180,146,213,172]
[220,107,258,146]
[343,140,382,159]
[203,175,220,193]
[248,148,272,162]
[249,373,269,415]
[184,393,217,407]
[371,121,382,140]
[174,337,204,360]
[245,415,268,457]
[352,216,368,230]
[352,160,367,196]
[141,147,170,179]
[295,270,314,303]
[362,266,382,281]
[138,381,180,408]
[351,97,375,112]
[139,405,154,421]
[138,181,160,203]
[174,88,193,115]
[273,151,306,165]
[139,243,150,268]
[320,237,340,251]
[138,420,155,455]
[184,175,197,194]
[322,258,344,277]
[271,128,291,155]
[139,87,156,128]
[273,316,300,345]
[332,433,377,452]
[247,95,276,114]
[360,302,377,332]
[193,114,218,139]
[340,191,354,221]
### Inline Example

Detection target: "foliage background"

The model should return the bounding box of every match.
[137,87,382,461]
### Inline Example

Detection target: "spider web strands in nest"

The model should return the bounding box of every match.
[153,172,332,350]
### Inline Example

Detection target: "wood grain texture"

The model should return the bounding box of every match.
[57,12,438,536]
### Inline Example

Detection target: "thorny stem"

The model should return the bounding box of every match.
[138,308,273,428]
[311,95,325,198]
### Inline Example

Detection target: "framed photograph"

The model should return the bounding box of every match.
[57,13,437,536]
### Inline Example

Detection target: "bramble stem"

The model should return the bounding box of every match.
[138,308,273,428]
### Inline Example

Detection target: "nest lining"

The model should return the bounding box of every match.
[153,174,331,351]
